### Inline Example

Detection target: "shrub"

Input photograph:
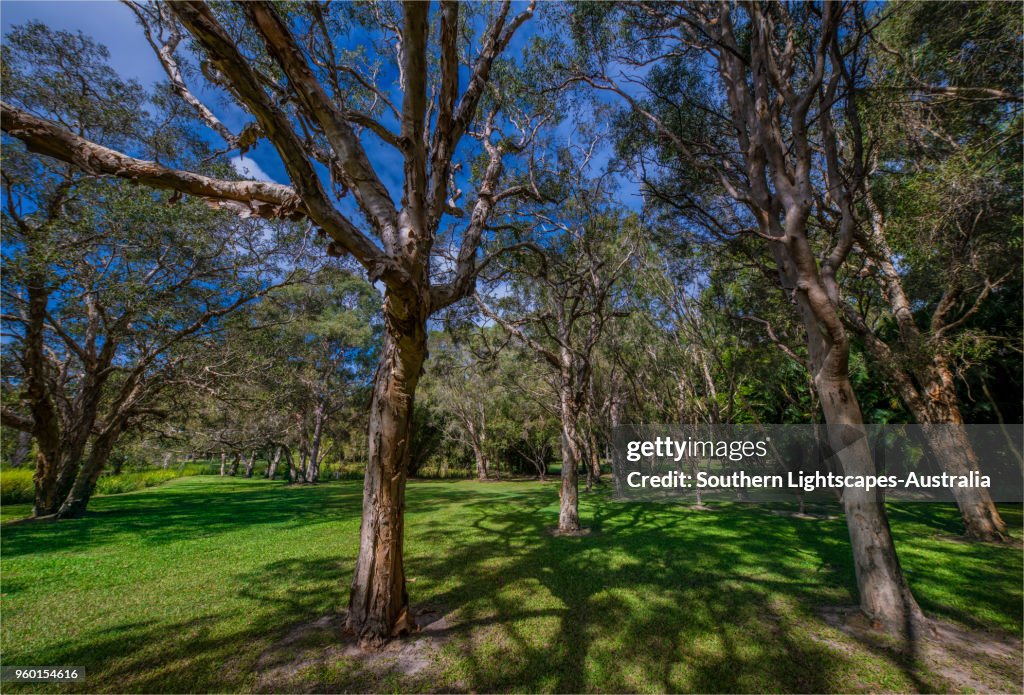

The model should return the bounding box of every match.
[0,468,35,505]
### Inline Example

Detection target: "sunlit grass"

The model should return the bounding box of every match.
[0,476,1020,692]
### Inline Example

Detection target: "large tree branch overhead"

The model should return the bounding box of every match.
[1,102,294,214]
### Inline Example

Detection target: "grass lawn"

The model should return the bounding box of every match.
[0,476,1020,693]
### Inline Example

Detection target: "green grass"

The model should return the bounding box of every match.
[0,476,1020,693]
[1,464,219,506]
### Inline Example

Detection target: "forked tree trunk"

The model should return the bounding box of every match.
[58,423,123,519]
[847,261,1008,541]
[346,296,427,646]
[855,193,1007,541]
[266,446,281,479]
[244,450,256,478]
[228,453,240,476]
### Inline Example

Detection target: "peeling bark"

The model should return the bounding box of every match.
[346,291,427,646]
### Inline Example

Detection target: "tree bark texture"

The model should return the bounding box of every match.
[346,292,427,646]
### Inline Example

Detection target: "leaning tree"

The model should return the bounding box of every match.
[1,0,542,645]
[567,1,925,634]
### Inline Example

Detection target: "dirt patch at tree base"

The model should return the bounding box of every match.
[815,606,1022,693]
[770,510,838,520]
[252,606,454,693]
[547,526,594,537]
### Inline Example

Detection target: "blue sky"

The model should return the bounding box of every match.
[1,1,641,213]
[3,1,286,184]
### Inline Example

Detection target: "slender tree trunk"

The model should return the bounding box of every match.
[266,446,281,479]
[853,194,1007,541]
[346,296,427,646]
[588,430,602,484]
[244,450,256,478]
[288,446,303,483]
[557,383,582,533]
[306,410,325,483]
[10,430,32,468]
[922,422,1007,541]
[219,452,226,476]
[472,443,488,481]
[162,452,171,470]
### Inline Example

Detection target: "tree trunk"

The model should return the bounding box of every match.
[219,452,226,476]
[852,193,1007,541]
[228,453,240,476]
[557,384,582,533]
[306,410,325,483]
[851,323,1008,541]
[588,430,602,484]
[57,423,123,518]
[921,422,1007,541]
[817,377,923,633]
[10,430,32,467]
[162,452,171,470]
[473,444,488,481]
[244,450,256,478]
[266,446,281,479]
[288,447,303,483]
[783,232,923,633]
[346,296,427,646]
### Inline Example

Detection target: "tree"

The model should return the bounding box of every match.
[420,332,499,481]
[826,1,1021,541]
[478,158,640,533]
[251,266,381,484]
[1,23,299,517]
[1,1,543,645]
[570,2,923,633]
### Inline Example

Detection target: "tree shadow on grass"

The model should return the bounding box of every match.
[2,480,1020,693]
[0,478,365,559]
[399,495,863,692]
[3,556,347,694]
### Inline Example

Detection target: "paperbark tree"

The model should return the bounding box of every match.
[478,167,639,533]
[822,2,1018,541]
[572,1,923,634]
[2,1,538,645]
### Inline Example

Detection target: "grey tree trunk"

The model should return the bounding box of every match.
[306,410,325,483]
[10,430,32,468]
[266,446,281,479]
[557,383,582,533]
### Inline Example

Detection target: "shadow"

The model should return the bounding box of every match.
[1,478,1020,693]
[0,477,364,559]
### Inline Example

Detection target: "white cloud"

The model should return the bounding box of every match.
[230,155,273,183]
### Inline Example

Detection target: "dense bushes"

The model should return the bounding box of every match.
[0,469,33,505]
[1,463,217,506]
